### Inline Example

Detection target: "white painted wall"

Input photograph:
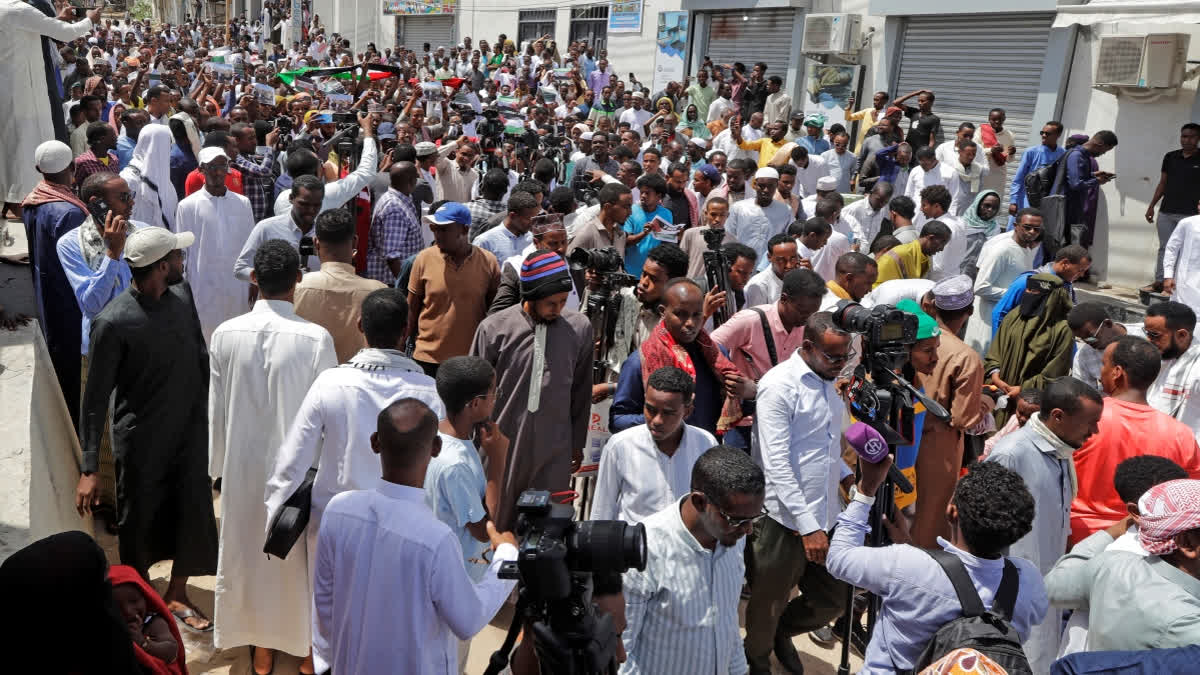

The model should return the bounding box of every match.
[1059,24,1200,287]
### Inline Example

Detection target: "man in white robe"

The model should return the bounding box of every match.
[1163,211,1200,320]
[175,148,256,342]
[986,377,1103,675]
[266,287,445,674]
[965,213,1042,353]
[0,0,99,206]
[208,240,336,673]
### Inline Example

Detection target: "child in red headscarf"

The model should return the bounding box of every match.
[108,565,188,675]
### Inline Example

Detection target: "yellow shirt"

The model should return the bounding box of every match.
[872,239,929,288]
[846,106,881,152]
[739,136,792,169]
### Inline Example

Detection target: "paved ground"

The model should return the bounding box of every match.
[94,491,863,675]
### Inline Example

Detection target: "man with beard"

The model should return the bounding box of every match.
[76,226,219,632]
[986,376,1103,673]
[725,167,792,271]
[470,250,593,530]
[1145,301,1200,444]
[965,207,1044,353]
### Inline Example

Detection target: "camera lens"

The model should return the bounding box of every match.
[569,520,647,574]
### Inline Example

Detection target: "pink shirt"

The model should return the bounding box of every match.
[711,303,805,426]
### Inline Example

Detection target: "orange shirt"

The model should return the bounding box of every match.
[184,166,244,197]
[1070,398,1200,545]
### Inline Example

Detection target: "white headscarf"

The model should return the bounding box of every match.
[120,125,179,231]
[170,111,204,158]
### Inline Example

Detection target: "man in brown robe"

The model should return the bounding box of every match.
[913,274,984,548]
[471,250,594,530]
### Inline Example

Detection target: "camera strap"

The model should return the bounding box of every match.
[751,307,778,367]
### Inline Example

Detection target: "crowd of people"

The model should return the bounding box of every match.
[4,1,1200,674]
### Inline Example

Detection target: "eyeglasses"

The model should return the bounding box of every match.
[705,495,769,528]
[812,345,857,365]
[1080,320,1107,346]
[1144,328,1166,341]
[112,191,133,202]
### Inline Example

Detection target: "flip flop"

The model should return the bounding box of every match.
[171,607,214,633]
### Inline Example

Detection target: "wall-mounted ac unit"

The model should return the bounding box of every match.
[1095,33,1189,88]
[802,13,862,54]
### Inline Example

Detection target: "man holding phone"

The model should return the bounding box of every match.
[1064,130,1118,251]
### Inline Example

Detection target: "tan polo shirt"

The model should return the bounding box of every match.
[294,262,387,363]
[567,215,628,261]
[408,245,501,363]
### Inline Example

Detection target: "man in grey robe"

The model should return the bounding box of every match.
[986,376,1103,673]
[471,250,593,530]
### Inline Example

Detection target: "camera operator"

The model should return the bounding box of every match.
[271,111,378,216]
[745,312,854,675]
[568,183,631,257]
[711,268,824,450]
[572,133,619,203]
[314,398,519,674]
[825,458,1047,674]
[620,445,766,674]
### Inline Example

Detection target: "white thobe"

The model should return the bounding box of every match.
[743,267,785,309]
[790,156,829,199]
[820,149,857,194]
[862,279,936,308]
[843,199,885,246]
[903,163,950,201]
[266,350,446,671]
[726,199,793,271]
[208,300,337,656]
[798,233,850,284]
[1163,214,1200,319]
[590,424,716,523]
[965,233,1038,353]
[1148,341,1200,445]
[0,2,93,201]
[175,188,256,343]
[928,214,967,282]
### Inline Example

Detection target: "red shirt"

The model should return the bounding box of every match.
[184,166,244,197]
[1070,397,1200,545]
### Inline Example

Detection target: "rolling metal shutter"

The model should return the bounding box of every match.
[893,13,1054,200]
[704,9,797,79]
[396,15,455,51]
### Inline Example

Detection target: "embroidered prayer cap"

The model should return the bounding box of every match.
[124,226,195,267]
[816,176,839,192]
[896,299,940,340]
[520,249,573,300]
[1138,479,1200,555]
[932,274,974,311]
[754,167,779,181]
[34,141,74,174]
[428,202,471,227]
[415,141,438,158]
[631,91,645,100]
[198,147,229,165]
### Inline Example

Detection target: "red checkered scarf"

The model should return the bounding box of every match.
[1138,479,1200,555]
[640,320,743,432]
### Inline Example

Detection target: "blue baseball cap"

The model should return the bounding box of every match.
[428,202,472,227]
[698,163,721,183]
[377,122,397,140]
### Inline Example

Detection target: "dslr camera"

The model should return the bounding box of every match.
[832,300,917,357]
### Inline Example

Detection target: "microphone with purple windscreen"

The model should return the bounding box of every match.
[845,421,913,493]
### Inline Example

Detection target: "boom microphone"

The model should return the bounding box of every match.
[845,422,913,493]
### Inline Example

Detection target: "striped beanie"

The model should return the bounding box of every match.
[520,250,573,301]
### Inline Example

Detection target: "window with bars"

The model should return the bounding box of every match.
[518,10,556,47]
[569,4,607,53]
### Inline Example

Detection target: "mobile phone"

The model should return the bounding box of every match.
[88,198,110,224]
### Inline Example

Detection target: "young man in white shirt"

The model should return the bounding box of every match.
[315,398,518,675]
[1145,301,1200,443]
[745,312,855,674]
[725,167,793,272]
[743,233,801,308]
[620,445,765,674]
[592,366,718,523]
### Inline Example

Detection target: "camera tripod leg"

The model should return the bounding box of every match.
[483,593,528,675]
[836,582,855,675]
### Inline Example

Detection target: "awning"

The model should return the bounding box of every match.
[1053,0,1200,27]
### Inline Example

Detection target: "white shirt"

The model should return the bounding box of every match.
[820,148,856,194]
[743,267,785,308]
[235,212,319,282]
[965,233,1038,353]
[208,299,337,655]
[753,349,851,534]
[175,187,256,343]
[591,424,717,523]
[904,162,949,200]
[927,213,967,282]
[620,107,653,136]
[725,199,793,270]
[315,481,517,675]
[842,198,887,246]
[273,137,379,216]
[620,498,749,675]
[1164,214,1200,319]
[862,278,936,308]
[473,222,531,263]
[798,231,851,283]
[1148,340,1200,444]
[791,156,829,199]
[707,96,733,124]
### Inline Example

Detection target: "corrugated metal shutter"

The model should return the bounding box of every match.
[704,9,797,78]
[894,13,1054,200]
[397,15,455,52]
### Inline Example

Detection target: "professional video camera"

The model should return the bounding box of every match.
[568,247,638,384]
[485,490,646,675]
[330,111,359,133]
[830,300,950,675]
[703,230,737,328]
[477,108,506,141]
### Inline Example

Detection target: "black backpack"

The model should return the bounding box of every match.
[1024,147,1078,208]
[912,549,1033,674]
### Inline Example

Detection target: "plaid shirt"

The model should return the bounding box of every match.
[367,188,423,285]
[234,149,279,222]
[467,197,507,242]
[73,150,118,188]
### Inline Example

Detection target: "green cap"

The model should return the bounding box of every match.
[897,299,941,340]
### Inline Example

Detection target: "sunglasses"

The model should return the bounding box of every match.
[1080,320,1107,346]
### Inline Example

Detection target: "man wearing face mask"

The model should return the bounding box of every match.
[470,249,593,530]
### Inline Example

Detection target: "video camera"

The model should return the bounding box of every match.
[477,108,506,141]
[832,301,918,364]
[487,490,646,675]
[331,111,359,133]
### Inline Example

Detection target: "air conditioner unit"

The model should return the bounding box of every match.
[802,13,862,54]
[1095,33,1189,88]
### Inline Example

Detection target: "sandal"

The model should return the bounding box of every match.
[170,607,213,633]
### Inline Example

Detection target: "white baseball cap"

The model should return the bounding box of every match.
[123,226,195,267]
